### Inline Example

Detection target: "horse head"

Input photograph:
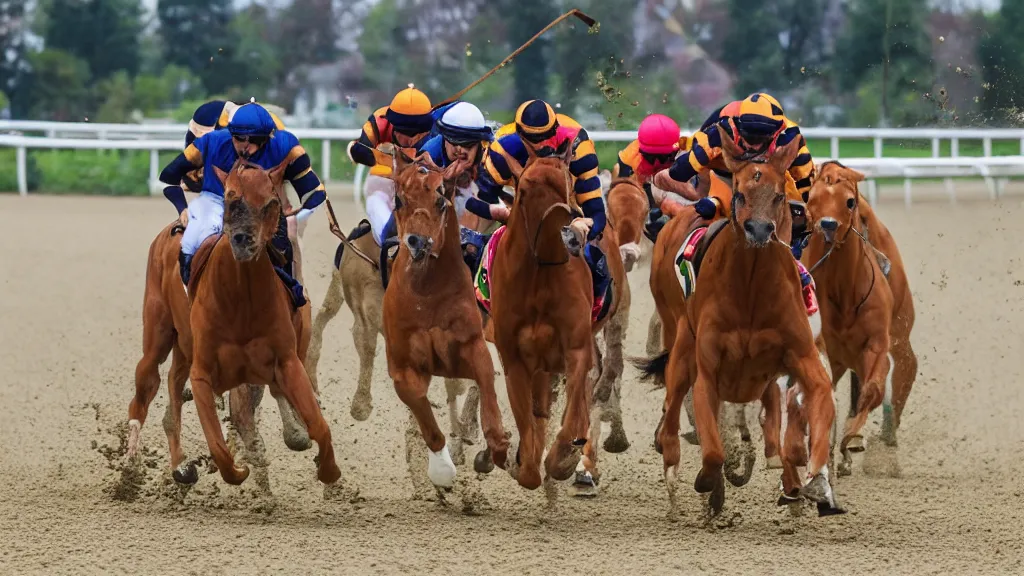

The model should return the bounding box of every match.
[390,147,455,262]
[716,123,801,248]
[213,157,288,262]
[806,161,865,245]
[505,138,574,212]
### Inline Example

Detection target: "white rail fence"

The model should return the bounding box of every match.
[2,121,1024,207]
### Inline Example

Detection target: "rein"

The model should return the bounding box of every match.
[522,202,574,266]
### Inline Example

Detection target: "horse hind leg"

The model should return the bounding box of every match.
[645,310,663,357]
[458,380,481,446]
[722,402,756,488]
[231,385,274,504]
[274,390,312,452]
[350,306,380,422]
[306,267,345,392]
[161,342,190,471]
[596,307,630,454]
[882,344,917,447]
[127,310,175,462]
[692,372,726,516]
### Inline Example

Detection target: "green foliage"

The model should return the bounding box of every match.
[158,0,243,95]
[978,2,1024,120]
[26,49,92,121]
[95,71,134,123]
[358,0,410,97]
[506,0,556,104]
[42,0,143,80]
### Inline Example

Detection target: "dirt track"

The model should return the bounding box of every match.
[1,190,1022,574]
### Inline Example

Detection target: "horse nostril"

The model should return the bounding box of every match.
[766,221,776,234]
[232,233,248,245]
[820,219,839,232]
[407,235,421,250]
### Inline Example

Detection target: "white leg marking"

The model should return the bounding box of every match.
[427,443,457,488]
[884,353,895,409]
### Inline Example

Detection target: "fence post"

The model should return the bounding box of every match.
[946,137,959,203]
[17,145,27,196]
[149,148,159,195]
[830,136,839,159]
[322,140,331,182]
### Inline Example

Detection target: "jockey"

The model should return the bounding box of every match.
[651,92,817,311]
[346,85,437,268]
[467,99,610,308]
[652,92,815,251]
[179,100,286,193]
[159,102,326,305]
[613,113,687,241]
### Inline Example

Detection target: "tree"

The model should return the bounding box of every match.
[43,0,143,80]
[505,0,556,104]
[978,1,1024,119]
[25,49,92,121]
[95,70,134,122]
[722,0,827,97]
[552,0,634,113]
[0,1,29,117]
[836,0,935,126]
[158,0,240,95]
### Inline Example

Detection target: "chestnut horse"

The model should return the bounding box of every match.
[381,150,509,493]
[635,126,842,517]
[802,161,917,475]
[488,141,626,494]
[182,158,340,487]
[126,203,314,487]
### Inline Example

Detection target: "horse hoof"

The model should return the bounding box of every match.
[571,471,599,498]
[837,460,853,477]
[350,401,373,422]
[765,455,784,469]
[221,465,250,486]
[283,431,313,452]
[182,387,194,402]
[126,419,142,459]
[603,430,630,454]
[427,444,457,489]
[777,494,801,506]
[846,435,865,453]
[473,448,495,474]
[318,462,342,485]
[172,463,199,485]
[817,501,847,517]
[693,467,719,494]
[682,430,699,446]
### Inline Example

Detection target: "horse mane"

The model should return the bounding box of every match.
[818,159,848,171]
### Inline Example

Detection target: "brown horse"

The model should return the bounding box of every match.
[487,141,625,494]
[636,126,842,517]
[126,206,314,486]
[802,161,917,476]
[605,175,649,272]
[182,158,340,486]
[381,150,509,493]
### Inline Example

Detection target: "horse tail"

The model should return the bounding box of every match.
[632,351,669,387]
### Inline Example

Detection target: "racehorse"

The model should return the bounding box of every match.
[802,161,917,475]
[604,175,649,272]
[180,158,340,487]
[126,197,314,487]
[486,141,626,495]
[635,126,842,518]
[381,149,509,493]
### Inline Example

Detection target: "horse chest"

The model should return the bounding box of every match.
[702,327,785,403]
[213,340,277,389]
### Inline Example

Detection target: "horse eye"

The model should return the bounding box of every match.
[418,166,429,174]
[734,192,745,205]
[846,197,856,210]
[774,193,784,204]
[395,195,404,210]
[435,195,446,213]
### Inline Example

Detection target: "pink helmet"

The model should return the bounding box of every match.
[637,114,681,155]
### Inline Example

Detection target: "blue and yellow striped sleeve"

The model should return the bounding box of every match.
[477,133,520,200]
[159,138,207,214]
[666,122,723,184]
[281,139,326,210]
[777,120,814,200]
[348,106,388,167]
[569,130,601,203]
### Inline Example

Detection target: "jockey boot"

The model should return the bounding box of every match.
[178,251,192,294]
[379,235,400,289]
[459,227,491,275]
[789,200,810,258]
[584,243,612,306]
[644,208,669,243]
[273,266,308,308]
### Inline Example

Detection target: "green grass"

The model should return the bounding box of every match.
[2,136,1021,195]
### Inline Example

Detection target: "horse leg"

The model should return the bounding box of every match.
[127,311,174,461]
[845,370,864,452]
[394,368,454,489]
[184,364,249,485]
[884,341,918,447]
[842,341,890,455]
[231,384,273,498]
[545,344,593,483]
[597,305,630,454]
[722,401,757,488]
[306,268,344,392]
[271,388,313,452]
[459,379,481,445]
[462,338,508,473]
[161,342,190,471]
[657,334,694,519]
[787,351,843,515]
[645,310,663,356]
[278,356,340,484]
[503,359,541,489]
[692,370,726,515]
[444,378,465,440]
[350,308,380,422]
[779,386,808,501]
[761,381,783,469]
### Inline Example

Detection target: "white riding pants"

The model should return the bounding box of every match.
[364,175,396,245]
[181,191,224,256]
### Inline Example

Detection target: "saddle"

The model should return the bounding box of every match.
[674,218,728,299]
[187,234,307,309]
[334,219,373,270]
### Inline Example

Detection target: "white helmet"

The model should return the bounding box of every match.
[437,102,493,144]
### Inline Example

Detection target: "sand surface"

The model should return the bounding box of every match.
[1,190,1022,575]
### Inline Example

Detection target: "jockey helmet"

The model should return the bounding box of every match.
[385,85,434,136]
[637,114,681,155]
[733,92,785,146]
[437,102,493,146]
[227,102,277,139]
[514,99,558,143]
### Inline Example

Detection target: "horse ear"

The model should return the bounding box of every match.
[557,139,573,166]
[770,136,802,175]
[268,157,290,189]
[715,124,745,173]
[505,153,525,183]
[213,165,230,188]
[392,147,415,179]
[844,166,866,183]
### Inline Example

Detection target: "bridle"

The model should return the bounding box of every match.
[515,160,574,267]
[805,189,878,316]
